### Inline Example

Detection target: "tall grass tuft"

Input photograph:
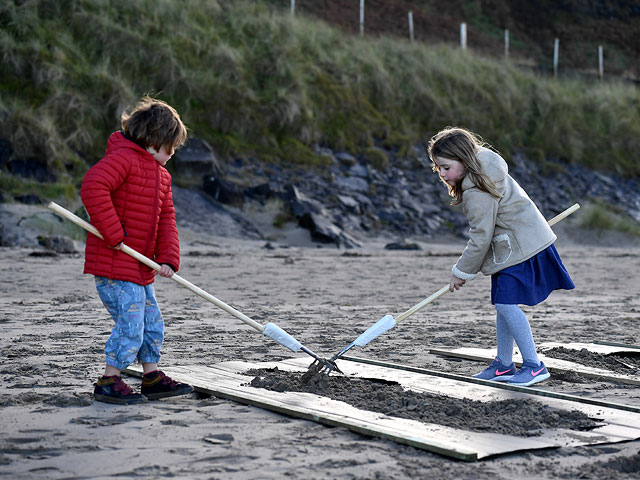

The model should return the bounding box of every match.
[1,0,639,198]
[580,201,640,237]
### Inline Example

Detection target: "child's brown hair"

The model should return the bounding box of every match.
[121,96,187,153]
[428,126,502,205]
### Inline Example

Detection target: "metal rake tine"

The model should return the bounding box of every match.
[321,359,344,376]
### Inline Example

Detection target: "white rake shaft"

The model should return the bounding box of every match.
[48,202,309,354]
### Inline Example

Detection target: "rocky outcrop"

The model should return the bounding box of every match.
[196,143,640,247]
[1,135,639,250]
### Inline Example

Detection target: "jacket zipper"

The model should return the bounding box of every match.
[143,162,160,258]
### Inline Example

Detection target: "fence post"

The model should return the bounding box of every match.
[408,11,414,42]
[553,38,559,77]
[460,22,467,50]
[291,0,295,16]
[360,0,364,36]
[504,29,509,60]
[598,45,604,81]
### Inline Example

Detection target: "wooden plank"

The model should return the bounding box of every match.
[341,356,640,414]
[430,347,640,386]
[125,358,640,460]
[278,358,640,433]
[595,340,640,350]
[538,341,640,355]
[125,364,476,460]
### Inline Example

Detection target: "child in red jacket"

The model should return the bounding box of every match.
[81,96,193,404]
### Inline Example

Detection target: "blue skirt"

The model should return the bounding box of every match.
[491,244,574,306]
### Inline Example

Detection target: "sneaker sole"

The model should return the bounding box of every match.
[472,374,514,381]
[94,393,148,405]
[508,372,551,387]
[490,375,514,382]
[143,386,194,401]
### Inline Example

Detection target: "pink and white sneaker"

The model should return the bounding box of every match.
[507,360,551,387]
[472,357,516,382]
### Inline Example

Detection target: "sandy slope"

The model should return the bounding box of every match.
[1,228,639,479]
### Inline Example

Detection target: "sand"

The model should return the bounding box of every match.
[1,228,640,479]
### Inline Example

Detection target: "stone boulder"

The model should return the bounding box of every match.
[173,137,222,181]
[283,184,360,248]
[37,235,79,253]
[203,176,245,207]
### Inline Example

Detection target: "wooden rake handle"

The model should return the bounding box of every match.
[394,202,580,324]
[47,202,265,332]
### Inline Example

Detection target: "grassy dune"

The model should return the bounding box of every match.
[1,0,639,203]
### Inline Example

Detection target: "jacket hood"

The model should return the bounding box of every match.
[461,147,507,191]
[105,131,149,157]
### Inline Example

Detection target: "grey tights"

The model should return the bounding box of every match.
[495,303,540,366]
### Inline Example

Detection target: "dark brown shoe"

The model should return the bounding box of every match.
[141,370,194,400]
[94,375,148,405]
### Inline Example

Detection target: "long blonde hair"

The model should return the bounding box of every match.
[428,126,502,205]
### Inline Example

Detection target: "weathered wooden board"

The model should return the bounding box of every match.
[277,358,640,430]
[341,355,640,414]
[126,357,640,461]
[594,341,640,350]
[429,346,640,386]
[538,341,640,355]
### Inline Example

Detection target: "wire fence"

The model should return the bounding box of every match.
[287,0,638,85]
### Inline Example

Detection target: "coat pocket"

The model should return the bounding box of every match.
[491,233,512,265]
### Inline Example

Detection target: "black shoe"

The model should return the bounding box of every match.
[141,370,194,400]
[94,375,148,405]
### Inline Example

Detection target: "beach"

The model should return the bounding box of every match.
[1,227,640,479]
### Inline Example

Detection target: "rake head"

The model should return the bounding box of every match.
[300,357,343,384]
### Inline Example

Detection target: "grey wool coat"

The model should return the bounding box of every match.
[452,148,556,280]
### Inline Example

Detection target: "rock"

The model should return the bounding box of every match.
[203,176,245,207]
[336,194,360,214]
[245,182,278,201]
[0,138,12,167]
[385,241,421,250]
[173,137,222,180]
[283,185,360,248]
[14,194,43,205]
[423,215,443,232]
[8,158,56,182]
[172,186,262,240]
[298,211,361,248]
[37,235,79,253]
[335,176,369,193]
[349,163,369,178]
[335,152,357,167]
[283,184,325,217]
[378,208,406,224]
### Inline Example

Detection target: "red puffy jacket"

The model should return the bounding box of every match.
[81,132,180,285]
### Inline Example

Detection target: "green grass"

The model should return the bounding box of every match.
[580,201,640,237]
[0,171,78,202]
[0,0,639,204]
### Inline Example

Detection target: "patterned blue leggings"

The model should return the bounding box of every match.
[95,277,164,370]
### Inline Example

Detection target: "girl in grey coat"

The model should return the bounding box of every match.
[428,127,574,387]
